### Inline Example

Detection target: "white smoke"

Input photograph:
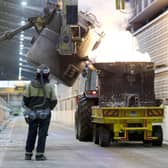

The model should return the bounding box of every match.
[79,0,151,62]
[79,0,129,31]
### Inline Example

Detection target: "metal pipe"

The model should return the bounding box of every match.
[0,22,33,41]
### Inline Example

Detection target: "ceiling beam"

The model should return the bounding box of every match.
[21,64,36,70]
[24,5,43,12]
[0,11,22,21]
[21,68,36,74]
[0,18,20,28]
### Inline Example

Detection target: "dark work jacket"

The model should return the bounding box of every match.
[23,80,57,110]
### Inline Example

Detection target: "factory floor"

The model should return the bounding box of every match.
[0,116,168,168]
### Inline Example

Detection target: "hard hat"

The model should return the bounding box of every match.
[37,64,50,74]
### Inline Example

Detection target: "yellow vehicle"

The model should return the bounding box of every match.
[75,62,164,147]
[92,106,164,147]
[0,0,164,146]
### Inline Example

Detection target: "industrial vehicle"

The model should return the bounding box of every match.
[0,0,164,147]
[75,62,164,147]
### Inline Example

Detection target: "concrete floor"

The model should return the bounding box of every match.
[0,117,168,168]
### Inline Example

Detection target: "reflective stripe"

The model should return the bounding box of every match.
[28,84,52,98]
[24,83,57,101]
[36,152,44,156]
[26,152,33,155]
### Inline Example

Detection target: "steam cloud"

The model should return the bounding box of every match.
[79,0,151,62]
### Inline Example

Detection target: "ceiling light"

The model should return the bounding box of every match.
[19,51,23,55]
[19,57,23,61]
[21,2,27,6]
[20,37,24,41]
[21,21,26,26]
[20,34,24,38]
[20,44,24,48]
[19,63,23,66]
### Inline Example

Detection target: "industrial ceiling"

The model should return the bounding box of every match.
[0,0,46,80]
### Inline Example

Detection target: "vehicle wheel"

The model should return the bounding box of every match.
[99,126,111,147]
[152,125,163,146]
[93,124,99,144]
[76,97,96,141]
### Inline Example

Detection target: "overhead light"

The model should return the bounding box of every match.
[21,2,27,6]
[18,76,22,80]
[19,63,23,66]
[19,51,23,55]
[20,37,24,41]
[20,34,24,38]
[19,58,27,63]
[21,21,26,26]
[20,44,24,49]
[18,68,22,80]
[19,57,23,61]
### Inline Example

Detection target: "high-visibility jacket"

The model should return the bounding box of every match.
[23,80,57,110]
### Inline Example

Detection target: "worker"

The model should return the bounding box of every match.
[23,64,57,161]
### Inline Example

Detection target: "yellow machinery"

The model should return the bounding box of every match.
[0,0,164,147]
[92,106,164,146]
[75,62,164,147]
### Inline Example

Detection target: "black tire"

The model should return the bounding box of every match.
[93,124,99,144]
[99,126,111,147]
[75,97,95,141]
[152,125,163,146]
